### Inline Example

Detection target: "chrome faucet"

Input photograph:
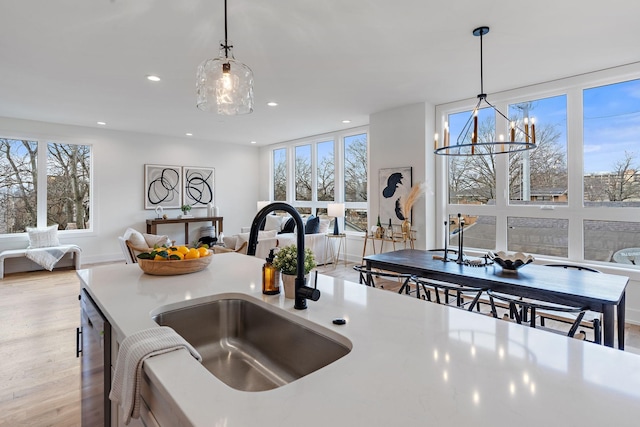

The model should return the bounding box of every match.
[247,202,320,310]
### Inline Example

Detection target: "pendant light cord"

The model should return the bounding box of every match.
[479,30,484,97]
[223,0,230,58]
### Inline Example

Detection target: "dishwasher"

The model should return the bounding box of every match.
[77,289,112,427]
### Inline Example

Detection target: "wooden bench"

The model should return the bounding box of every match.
[0,244,82,279]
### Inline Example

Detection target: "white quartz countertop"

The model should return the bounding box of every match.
[79,253,640,426]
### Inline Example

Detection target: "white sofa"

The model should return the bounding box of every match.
[223,215,330,264]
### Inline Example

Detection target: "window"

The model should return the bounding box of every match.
[0,138,91,234]
[268,128,368,233]
[273,148,286,201]
[448,107,495,204]
[583,79,640,206]
[316,140,334,201]
[344,133,368,232]
[439,67,640,268]
[295,145,312,201]
[509,96,568,206]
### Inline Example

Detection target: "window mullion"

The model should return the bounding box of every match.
[566,87,584,260]
[37,141,48,227]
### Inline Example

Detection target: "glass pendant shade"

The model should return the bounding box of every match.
[197,42,254,115]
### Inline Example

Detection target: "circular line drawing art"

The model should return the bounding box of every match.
[147,167,180,207]
[184,169,214,206]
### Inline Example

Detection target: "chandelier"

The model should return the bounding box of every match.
[434,26,536,156]
[196,0,254,115]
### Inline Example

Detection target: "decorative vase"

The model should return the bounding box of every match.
[282,274,296,299]
[281,273,309,299]
[401,219,411,239]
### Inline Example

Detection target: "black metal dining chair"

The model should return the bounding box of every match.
[412,276,486,311]
[352,265,413,294]
[487,289,588,339]
[411,248,463,301]
[536,264,602,343]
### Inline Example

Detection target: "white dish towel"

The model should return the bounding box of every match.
[109,326,202,425]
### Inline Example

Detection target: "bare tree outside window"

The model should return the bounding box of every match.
[344,133,368,232]
[295,145,312,201]
[344,134,367,203]
[448,96,568,206]
[47,143,91,229]
[316,141,334,201]
[0,138,91,233]
[273,148,286,201]
[0,139,37,233]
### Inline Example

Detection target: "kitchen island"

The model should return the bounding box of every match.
[79,253,640,427]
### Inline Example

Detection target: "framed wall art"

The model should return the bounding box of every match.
[144,164,182,209]
[183,166,215,208]
[379,166,412,225]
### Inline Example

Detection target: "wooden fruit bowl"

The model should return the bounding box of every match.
[137,251,213,276]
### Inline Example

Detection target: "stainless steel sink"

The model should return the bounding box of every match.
[152,296,351,392]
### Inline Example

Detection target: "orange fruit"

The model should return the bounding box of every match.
[177,246,189,255]
[153,254,166,261]
[197,247,210,257]
[185,248,200,259]
[169,251,184,260]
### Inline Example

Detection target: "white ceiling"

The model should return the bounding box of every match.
[1,0,639,146]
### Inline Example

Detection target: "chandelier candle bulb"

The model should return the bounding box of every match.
[499,134,505,152]
[524,118,529,143]
[444,122,449,146]
[510,121,516,142]
[531,118,536,143]
[472,111,478,144]
[434,133,439,150]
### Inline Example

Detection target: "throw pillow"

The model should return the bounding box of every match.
[26,224,60,249]
[143,233,172,248]
[319,219,330,234]
[305,215,320,234]
[280,217,296,234]
[264,214,283,232]
[125,228,147,249]
[235,230,278,250]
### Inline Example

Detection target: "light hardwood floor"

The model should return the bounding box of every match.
[1,263,639,427]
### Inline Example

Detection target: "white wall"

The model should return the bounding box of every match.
[0,117,260,269]
[367,102,436,252]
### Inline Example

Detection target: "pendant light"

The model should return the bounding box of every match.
[434,26,536,156]
[197,0,254,115]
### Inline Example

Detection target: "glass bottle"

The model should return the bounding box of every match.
[262,248,280,295]
[387,218,393,239]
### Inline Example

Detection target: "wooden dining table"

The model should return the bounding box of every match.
[364,249,629,349]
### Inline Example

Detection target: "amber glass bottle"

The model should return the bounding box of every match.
[262,249,280,295]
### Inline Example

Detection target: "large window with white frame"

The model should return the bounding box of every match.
[437,65,640,268]
[269,127,368,232]
[0,138,91,234]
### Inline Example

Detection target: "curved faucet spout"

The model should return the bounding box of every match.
[247,202,320,310]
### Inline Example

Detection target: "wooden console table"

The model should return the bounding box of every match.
[146,217,223,245]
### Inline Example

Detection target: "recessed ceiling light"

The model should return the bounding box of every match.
[250,141,257,144]
[185,133,193,136]
[146,75,161,82]
[97,121,106,126]
[342,120,351,124]
[267,102,278,107]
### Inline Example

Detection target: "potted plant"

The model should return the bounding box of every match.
[180,204,192,218]
[273,245,316,298]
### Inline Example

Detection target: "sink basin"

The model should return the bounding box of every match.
[152,296,351,391]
